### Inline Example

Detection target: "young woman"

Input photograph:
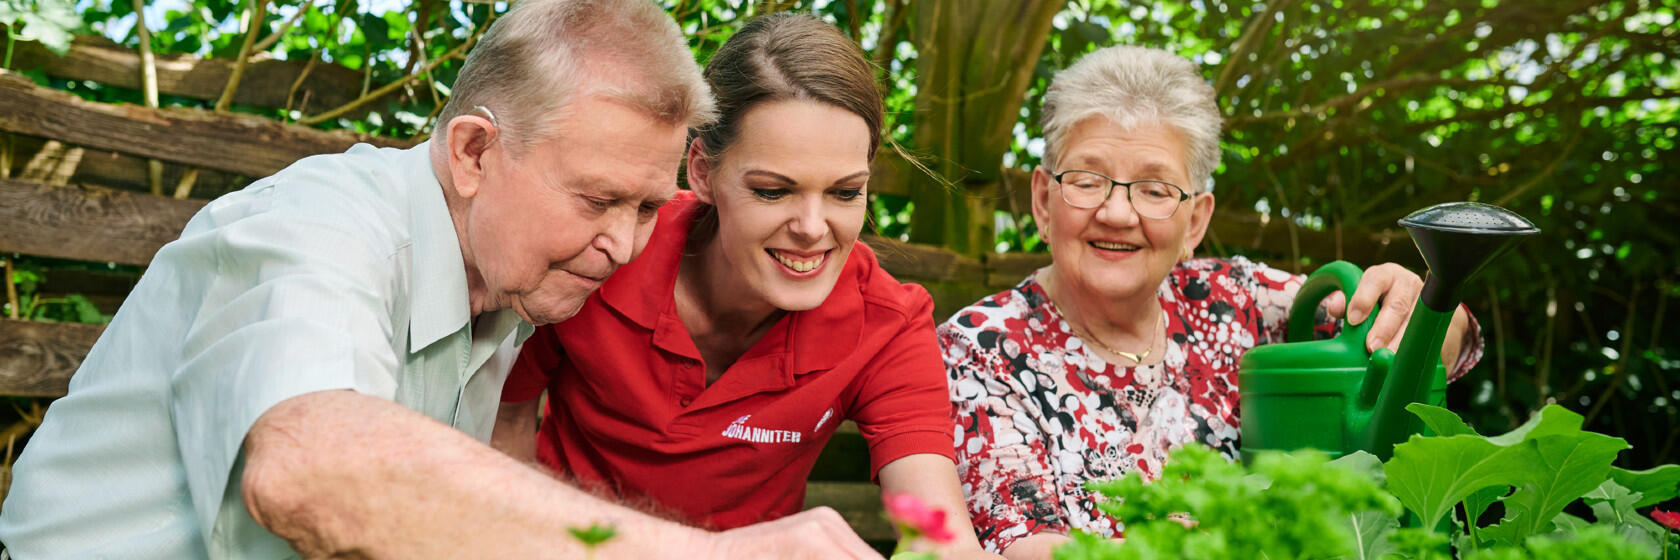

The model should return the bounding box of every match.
[495,13,997,558]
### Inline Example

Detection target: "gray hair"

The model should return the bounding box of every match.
[436,0,716,154]
[1041,45,1223,193]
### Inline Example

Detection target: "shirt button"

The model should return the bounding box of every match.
[680,398,693,407]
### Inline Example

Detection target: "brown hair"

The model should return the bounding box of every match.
[688,13,883,240]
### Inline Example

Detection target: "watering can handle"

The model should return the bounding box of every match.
[1286,260,1378,348]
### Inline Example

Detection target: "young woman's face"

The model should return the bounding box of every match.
[689,99,872,311]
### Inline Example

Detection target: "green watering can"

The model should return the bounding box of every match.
[1238,202,1539,462]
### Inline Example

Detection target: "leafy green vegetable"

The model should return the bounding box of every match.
[1061,444,1398,560]
[1608,465,1680,509]
[1058,403,1679,560]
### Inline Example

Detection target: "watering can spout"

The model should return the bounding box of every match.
[1361,202,1540,459]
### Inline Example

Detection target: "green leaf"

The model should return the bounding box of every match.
[1607,464,1680,508]
[1548,512,1591,532]
[1406,403,1480,437]
[1580,479,1640,527]
[566,523,616,547]
[1478,419,1629,544]
[64,293,105,324]
[1383,432,1535,531]
[1349,509,1399,560]
[1462,484,1510,546]
[7,0,79,54]
[1385,405,1601,532]
[1329,450,1388,485]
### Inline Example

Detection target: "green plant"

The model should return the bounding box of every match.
[1057,403,1680,559]
[567,523,615,559]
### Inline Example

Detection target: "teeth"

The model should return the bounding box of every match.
[1091,241,1141,251]
[771,250,824,272]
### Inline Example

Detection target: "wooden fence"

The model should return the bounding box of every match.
[0,33,1422,544]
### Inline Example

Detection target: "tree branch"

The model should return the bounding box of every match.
[299,12,489,126]
[131,0,164,195]
[251,0,314,54]
[215,0,271,112]
[870,0,908,84]
[1491,125,1582,207]
[3,257,17,319]
[1229,76,1529,127]
[1214,0,1296,97]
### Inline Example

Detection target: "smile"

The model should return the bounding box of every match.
[1089,241,1142,251]
[767,249,828,274]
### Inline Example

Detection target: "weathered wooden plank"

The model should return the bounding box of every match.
[805,481,894,542]
[985,252,1051,288]
[8,34,382,114]
[7,133,243,198]
[862,234,985,284]
[0,70,414,178]
[0,319,102,397]
[0,178,206,266]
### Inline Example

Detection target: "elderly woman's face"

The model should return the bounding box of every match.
[1032,116,1213,304]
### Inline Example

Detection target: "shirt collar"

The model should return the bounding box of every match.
[598,192,696,330]
[599,192,865,375]
[405,141,475,352]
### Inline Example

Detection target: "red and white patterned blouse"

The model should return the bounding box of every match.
[938,257,1481,553]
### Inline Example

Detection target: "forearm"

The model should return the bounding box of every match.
[878,453,1000,558]
[1000,532,1070,560]
[490,396,541,464]
[1441,304,1478,373]
[243,390,699,559]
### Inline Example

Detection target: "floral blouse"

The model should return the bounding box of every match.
[938,257,1481,553]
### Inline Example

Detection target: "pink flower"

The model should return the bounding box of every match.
[883,492,955,543]
[1654,508,1680,531]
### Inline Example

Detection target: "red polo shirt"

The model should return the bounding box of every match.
[501,192,955,529]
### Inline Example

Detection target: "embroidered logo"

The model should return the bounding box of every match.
[721,414,802,444]
[813,408,835,432]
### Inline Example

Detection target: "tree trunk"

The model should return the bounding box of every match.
[908,0,1063,255]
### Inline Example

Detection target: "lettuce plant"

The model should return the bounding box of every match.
[1056,404,1680,559]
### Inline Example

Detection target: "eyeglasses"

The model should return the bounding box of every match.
[1051,169,1190,220]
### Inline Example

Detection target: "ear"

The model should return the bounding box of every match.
[1030,165,1053,242]
[685,137,717,205]
[1182,191,1216,252]
[445,114,498,199]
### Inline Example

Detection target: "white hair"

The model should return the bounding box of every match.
[1041,45,1223,192]
[436,0,716,154]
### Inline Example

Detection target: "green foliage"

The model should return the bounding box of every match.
[1058,404,1680,559]
[3,256,116,324]
[1062,444,1399,559]
[0,0,78,55]
[1387,404,1629,544]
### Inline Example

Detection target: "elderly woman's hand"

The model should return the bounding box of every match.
[1323,263,1471,366]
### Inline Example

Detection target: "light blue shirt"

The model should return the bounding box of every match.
[0,142,533,558]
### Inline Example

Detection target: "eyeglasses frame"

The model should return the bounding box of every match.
[1050,169,1192,220]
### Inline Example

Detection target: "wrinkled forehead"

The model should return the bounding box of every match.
[1053,116,1191,177]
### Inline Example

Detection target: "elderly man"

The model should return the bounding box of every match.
[0,1,880,558]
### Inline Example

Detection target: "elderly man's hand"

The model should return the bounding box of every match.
[701,507,885,560]
[1323,262,1470,366]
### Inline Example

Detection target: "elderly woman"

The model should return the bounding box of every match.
[940,45,1482,558]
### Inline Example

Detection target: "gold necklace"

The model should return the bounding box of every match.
[1048,296,1166,364]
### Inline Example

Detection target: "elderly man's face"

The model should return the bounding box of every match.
[1032,117,1213,305]
[466,97,688,325]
